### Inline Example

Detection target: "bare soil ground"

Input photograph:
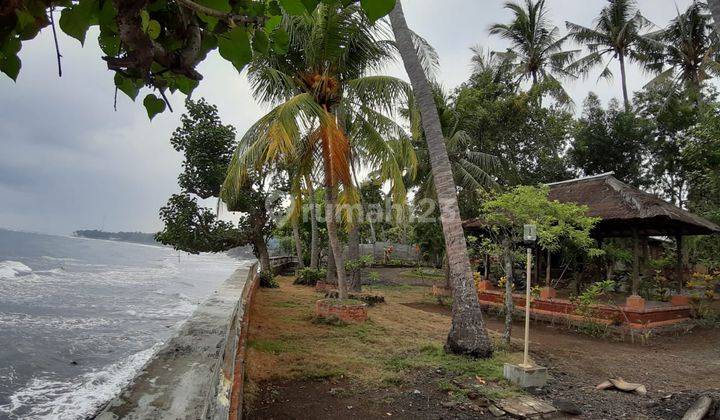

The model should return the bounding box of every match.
[243,268,720,419]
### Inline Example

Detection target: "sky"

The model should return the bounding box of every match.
[0,0,695,235]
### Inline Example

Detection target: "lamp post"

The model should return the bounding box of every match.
[521,224,537,368]
[503,224,548,388]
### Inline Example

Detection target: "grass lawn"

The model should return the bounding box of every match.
[243,276,525,417]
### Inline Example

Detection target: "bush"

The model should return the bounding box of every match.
[294,267,327,286]
[368,271,381,284]
[323,291,385,306]
[259,270,278,288]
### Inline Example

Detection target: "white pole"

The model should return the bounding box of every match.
[522,247,532,368]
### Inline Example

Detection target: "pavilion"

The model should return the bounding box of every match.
[464,172,719,319]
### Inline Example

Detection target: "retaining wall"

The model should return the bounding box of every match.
[94,256,295,420]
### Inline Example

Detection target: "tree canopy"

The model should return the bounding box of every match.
[0,0,397,118]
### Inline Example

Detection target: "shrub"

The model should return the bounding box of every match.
[571,279,615,318]
[357,294,385,306]
[294,267,327,286]
[368,271,381,284]
[259,270,278,288]
[323,291,385,306]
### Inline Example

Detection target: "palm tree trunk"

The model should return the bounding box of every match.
[390,0,493,358]
[325,184,348,298]
[292,218,305,269]
[306,174,320,269]
[326,242,337,283]
[347,224,362,292]
[502,238,514,345]
[709,0,720,34]
[532,71,542,107]
[619,53,630,111]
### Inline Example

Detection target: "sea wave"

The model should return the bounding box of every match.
[0,343,162,419]
[0,261,33,279]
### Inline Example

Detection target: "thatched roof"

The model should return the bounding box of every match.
[546,173,720,237]
[463,173,720,238]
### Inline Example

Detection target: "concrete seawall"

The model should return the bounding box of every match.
[94,257,295,419]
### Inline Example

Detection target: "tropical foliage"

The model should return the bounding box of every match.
[0,0,396,117]
[489,0,579,104]
[565,0,658,109]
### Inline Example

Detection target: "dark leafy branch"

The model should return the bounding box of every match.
[0,0,396,119]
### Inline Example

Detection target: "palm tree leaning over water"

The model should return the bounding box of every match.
[565,0,658,111]
[222,3,413,299]
[489,0,579,106]
[389,0,494,358]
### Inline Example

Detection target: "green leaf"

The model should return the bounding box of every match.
[279,0,305,15]
[267,0,282,16]
[0,54,21,81]
[0,37,21,58]
[98,31,120,56]
[217,27,252,72]
[173,76,199,95]
[98,0,118,31]
[264,15,282,32]
[271,27,289,55]
[58,0,97,45]
[114,73,140,101]
[146,20,161,39]
[143,93,166,120]
[197,13,219,31]
[196,0,231,13]
[140,10,150,31]
[15,10,36,31]
[360,0,395,23]
[301,0,321,12]
[253,30,269,54]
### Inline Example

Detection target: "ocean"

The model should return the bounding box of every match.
[0,229,244,419]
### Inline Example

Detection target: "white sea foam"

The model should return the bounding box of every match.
[0,343,162,420]
[0,261,32,279]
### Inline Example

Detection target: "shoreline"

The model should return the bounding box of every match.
[93,263,253,419]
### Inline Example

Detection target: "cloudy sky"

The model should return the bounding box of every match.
[0,0,695,235]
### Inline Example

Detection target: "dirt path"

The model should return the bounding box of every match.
[406,301,720,418]
[405,301,720,392]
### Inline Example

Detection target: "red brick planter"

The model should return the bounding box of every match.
[539,287,557,300]
[315,299,368,323]
[670,295,691,306]
[315,281,337,293]
[477,289,692,330]
[476,280,494,292]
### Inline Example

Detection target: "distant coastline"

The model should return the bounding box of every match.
[73,230,159,245]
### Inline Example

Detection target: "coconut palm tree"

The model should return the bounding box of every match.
[340,111,418,292]
[646,1,720,95]
[389,0,494,358]
[222,3,412,299]
[409,84,501,202]
[709,0,720,34]
[565,0,658,111]
[489,0,579,105]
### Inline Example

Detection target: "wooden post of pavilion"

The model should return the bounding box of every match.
[632,228,640,296]
[675,234,684,293]
[626,227,646,310]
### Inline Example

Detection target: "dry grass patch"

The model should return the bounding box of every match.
[245,276,521,398]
